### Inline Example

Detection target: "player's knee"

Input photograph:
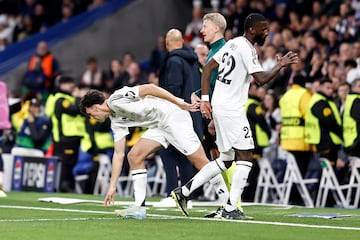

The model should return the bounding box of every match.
[127,150,143,167]
[192,157,209,170]
[187,146,210,169]
[236,150,253,161]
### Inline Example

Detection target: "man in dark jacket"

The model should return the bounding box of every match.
[158,28,203,199]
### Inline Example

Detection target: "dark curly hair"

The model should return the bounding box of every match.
[79,89,106,115]
[244,13,267,32]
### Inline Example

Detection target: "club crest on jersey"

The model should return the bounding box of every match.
[229,42,237,50]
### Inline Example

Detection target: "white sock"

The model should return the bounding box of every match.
[131,169,147,207]
[182,158,225,197]
[209,173,229,205]
[225,161,253,211]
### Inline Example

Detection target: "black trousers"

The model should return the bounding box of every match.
[54,137,81,192]
[159,145,194,195]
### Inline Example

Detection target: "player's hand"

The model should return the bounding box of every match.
[104,187,116,207]
[178,100,199,112]
[336,158,346,168]
[191,92,201,105]
[200,101,212,119]
[210,148,220,160]
[277,51,299,68]
[207,120,216,136]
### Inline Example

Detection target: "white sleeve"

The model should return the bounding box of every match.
[212,41,229,64]
[114,86,140,99]
[239,41,264,74]
[108,86,140,109]
[111,124,129,142]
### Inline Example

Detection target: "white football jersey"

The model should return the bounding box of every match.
[107,86,180,141]
[212,36,263,115]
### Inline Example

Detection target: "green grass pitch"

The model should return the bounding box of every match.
[0,191,359,240]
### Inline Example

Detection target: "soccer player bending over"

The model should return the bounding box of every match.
[79,83,228,219]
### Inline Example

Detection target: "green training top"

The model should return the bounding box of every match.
[196,38,226,101]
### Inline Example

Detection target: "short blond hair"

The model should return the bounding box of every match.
[203,13,227,34]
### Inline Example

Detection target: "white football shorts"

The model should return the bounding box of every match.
[141,108,201,156]
[213,109,255,152]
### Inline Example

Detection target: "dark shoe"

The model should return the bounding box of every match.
[204,206,224,218]
[171,187,189,216]
[221,208,246,220]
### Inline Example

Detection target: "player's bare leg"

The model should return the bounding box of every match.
[115,138,162,219]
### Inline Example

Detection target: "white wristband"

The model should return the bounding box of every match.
[201,95,209,102]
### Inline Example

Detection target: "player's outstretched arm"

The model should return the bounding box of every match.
[252,51,299,85]
[138,84,199,112]
[104,137,126,207]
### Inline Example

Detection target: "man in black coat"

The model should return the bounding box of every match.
[158,28,203,199]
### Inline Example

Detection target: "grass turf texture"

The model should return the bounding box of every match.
[0,192,359,240]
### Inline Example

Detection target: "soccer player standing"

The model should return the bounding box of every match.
[172,13,299,219]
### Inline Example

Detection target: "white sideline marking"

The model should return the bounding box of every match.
[37,197,292,208]
[0,217,115,222]
[0,205,112,214]
[1,205,359,231]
